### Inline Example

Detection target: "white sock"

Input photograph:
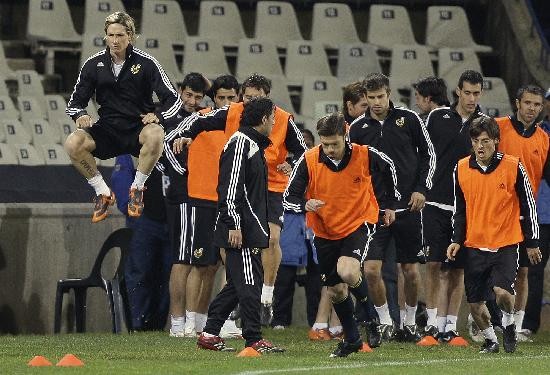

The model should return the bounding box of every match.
[437,316,447,333]
[87,173,110,196]
[426,308,438,327]
[185,310,196,327]
[514,310,525,331]
[195,313,207,332]
[329,326,343,336]
[131,170,149,190]
[446,315,458,332]
[261,284,274,304]
[202,332,215,338]
[312,322,328,330]
[502,310,514,327]
[404,304,417,326]
[374,303,393,325]
[170,315,185,333]
[399,309,406,329]
[482,326,498,343]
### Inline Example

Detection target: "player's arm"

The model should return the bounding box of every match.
[217,136,248,231]
[516,161,542,264]
[283,154,309,213]
[411,113,437,196]
[285,117,308,162]
[367,146,401,209]
[450,164,466,246]
[148,60,182,123]
[66,59,96,125]
[542,146,550,186]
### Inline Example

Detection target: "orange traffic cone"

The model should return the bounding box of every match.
[56,354,84,367]
[237,347,261,357]
[417,336,439,346]
[449,336,469,347]
[28,356,53,367]
[359,342,373,352]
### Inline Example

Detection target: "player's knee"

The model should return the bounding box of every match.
[64,131,86,156]
[363,262,382,280]
[141,124,164,147]
[401,264,419,281]
[493,286,511,300]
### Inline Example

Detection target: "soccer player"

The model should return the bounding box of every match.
[447,116,541,354]
[495,85,549,341]
[64,11,181,222]
[414,74,485,345]
[349,73,436,345]
[196,98,284,354]
[168,74,307,325]
[342,81,369,124]
[284,112,400,357]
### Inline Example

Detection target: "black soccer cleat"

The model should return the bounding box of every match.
[366,321,382,348]
[380,323,395,341]
[479,339,499,353]
[503,324,518,353]
[423,325,439,338]
[403,324,422,343]
[329,339,363,358]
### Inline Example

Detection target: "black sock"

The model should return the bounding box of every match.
[332,294,360,343]
[349,277,371,319]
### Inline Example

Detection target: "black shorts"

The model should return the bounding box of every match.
[85,119,143,160]
[189,205,220,266]
[314,223,376,287]
[464,245,519,303]
[166,202,192,264]
[423,204,465,268]
[366,210,424,264]
[268,191,283,227]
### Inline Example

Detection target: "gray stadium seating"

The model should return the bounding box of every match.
[182,37,230,79]
[337,43,382,85]
[84,0,126,36]
[141,0,187,46]
[236,39,284,82]
[285,40,332,86]
[198,1,246,48]
[311,3,360,49]
[367,5,418,50]
[0,143,18,165]
[254,1,303,48]
[13,143,46,165]
[27,0,81,43]
[300,76,342,118]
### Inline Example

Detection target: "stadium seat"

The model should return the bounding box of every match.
[483,103,513,119]
[55,119,77,143]
[13,143,45,165]
[0,143,18,165]
[285,40,332,86]
[438,47,482,90]
[39,143,71,165]
[389,44,434,93]
[54,228,133,334]
[236,39,284,81]
[27,0,81,43]
[300,76,342,118]
[84,0,126,36]
[23,118,61,145]
[337,43,382,85]
[311,3,360,49]
[45,94,68,123]
[367,5,418,49]
[426,6,492,53]
[134,36,184,83]
[0,79,9,97]
[182,37,230,79]
[0,95,20,119]
[17,96,47,123]
[198,1,246,48]
[266,74,294,113]
[16,70,46,111]
[314,100,341,120]
[0,43,15,79]
[80,33,107,69]
[479,77,511,108]
[0,119,32,144]
[141,0,187,46]
[254,1,303,48]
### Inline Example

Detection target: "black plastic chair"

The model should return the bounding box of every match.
[54,227,133,333]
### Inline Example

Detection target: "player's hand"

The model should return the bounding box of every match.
[527,247,542,265]
[305,199,325,212]
[383,209,395,227]
[141,112,160,125]
[228,229,242,249]
[76,114,92,129]
[408,192,426,212]
[173,137,192,154]
[276,161,292,176]
[447,243,461,261]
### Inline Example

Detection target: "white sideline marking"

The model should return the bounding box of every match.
[236,354,550,375]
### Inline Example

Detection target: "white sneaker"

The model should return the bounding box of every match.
[467,314,484,343]
[516,329,533,342]
[220,319,243,339]
[184,319,197,338]
[169,328,186,337]
[273,325,285,330]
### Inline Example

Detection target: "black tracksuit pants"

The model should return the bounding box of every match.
[203,247,263,347]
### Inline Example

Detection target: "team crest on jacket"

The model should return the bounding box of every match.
[252,248,260,255]
[130,64,141,74]
[193,248,204,258]
[396,117,405,127]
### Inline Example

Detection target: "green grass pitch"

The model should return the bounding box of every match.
[1,328,550,374]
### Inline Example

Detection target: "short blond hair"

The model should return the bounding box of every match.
[104,11,136,42]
